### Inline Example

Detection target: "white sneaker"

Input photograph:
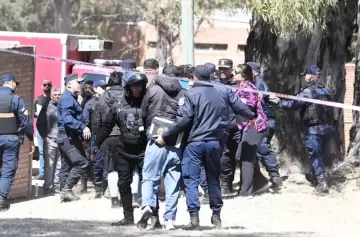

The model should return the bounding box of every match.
[164,220,175,230]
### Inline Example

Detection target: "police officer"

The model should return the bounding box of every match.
[271,65,336,194]
[93,72,124,208]
[214,59,240,195]
[0,74,34,211]
[93,72,148,226]
[57,74,91,202]
[247,62,283,188]
[155,65,255,230]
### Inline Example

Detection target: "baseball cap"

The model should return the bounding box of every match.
[0,73,19,85]
[247,62,260,73]
[300,65,321,75]
[218,58,233,68]
[120,59,137,70]
[64,74,84,84]
[143,58,159,70]
[93,80,106,88]
[162,65,181,77]
[192,65,211,81]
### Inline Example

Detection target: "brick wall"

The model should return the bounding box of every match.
[344,63,355,152]
[0,46,35,199]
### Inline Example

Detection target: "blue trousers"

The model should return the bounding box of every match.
[304,129,337,176]
[141,140,181,221]
[257,119,279,176]
[92,149,104,185]
[36,128,44,176]
[0,135,21,199]
[182,141,223,214]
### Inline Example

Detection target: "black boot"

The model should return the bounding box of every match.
[315,174,329,194]
[201,189,209,204]
[79,178,88,194]
[0,199,10,212]
[211,213,222,229]
[111,197,121,208]
[111,211,135,226]
[60,184,80,203]
[94,184,103,199]
[185,211,200,230]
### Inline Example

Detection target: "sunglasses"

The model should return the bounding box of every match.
[43,83,52,86]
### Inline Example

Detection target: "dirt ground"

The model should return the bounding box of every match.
[1,173,360,237]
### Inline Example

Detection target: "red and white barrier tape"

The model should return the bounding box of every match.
[0,47,359,111]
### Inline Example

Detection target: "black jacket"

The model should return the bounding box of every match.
[141,76,186,134]
[93,85,124,136]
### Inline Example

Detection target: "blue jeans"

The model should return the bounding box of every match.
[0,135,21,199]
[182,141,223,214]
[141,140,181,221]
[36,128,44,176]
[258,118,279,176]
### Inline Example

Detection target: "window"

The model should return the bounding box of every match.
[81,73,109,94]
[237,44,246,54]
[147,41,157,48]
[195,43,228,51]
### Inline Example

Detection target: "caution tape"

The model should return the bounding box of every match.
[0,47,359,111]
[0,47,157,73]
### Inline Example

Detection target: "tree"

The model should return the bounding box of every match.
[244,0,357,177]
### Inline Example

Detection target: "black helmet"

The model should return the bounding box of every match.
[124,72,148,87]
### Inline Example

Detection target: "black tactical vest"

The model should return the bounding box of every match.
[300,83,334,126]
[114,99,146,145]
[0,94,19,135]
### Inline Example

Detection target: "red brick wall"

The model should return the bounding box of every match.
[344,63,355,153]
[0,46,35,199]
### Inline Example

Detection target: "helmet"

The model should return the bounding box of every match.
[124,72,148,87]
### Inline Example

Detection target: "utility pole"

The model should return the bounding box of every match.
[181,0,194,65]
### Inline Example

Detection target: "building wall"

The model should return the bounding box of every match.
[142,23,249,66]
[0,46,35,199]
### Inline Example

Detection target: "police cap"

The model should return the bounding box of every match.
[120,59,137,70]
[218,58,233,68]
[64,74,84,84]
[0,73,19,85]
[192,65,211,81]
[300,65,321,75]
[247,62,261,74]
[143,58,159,70]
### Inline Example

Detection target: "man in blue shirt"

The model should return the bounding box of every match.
[0,74,34,211]
[57,74,91,202]
[271,66,337,194]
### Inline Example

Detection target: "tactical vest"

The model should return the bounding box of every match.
[0,94,19,135]
[300,83,334,126]
[114,99,145,145]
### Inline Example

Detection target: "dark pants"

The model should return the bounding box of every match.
[92,149,104,185]
[236,126,266,196]
[304,127,338,177]
[0,135,20,199]
[257,118,279,176]
[57,134,89,190]
[182,141,223,214]
[115,142,144,218]
[220,131,241,187]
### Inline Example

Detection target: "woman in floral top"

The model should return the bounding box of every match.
[234,64,270,197]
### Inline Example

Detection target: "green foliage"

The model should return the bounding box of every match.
[246,0,339,38]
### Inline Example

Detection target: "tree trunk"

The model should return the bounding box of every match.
[53,0,73,33]
[156,26,169,67]
[245,1,356,176]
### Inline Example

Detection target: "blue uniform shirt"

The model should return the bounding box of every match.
[0,87,33,140]
[57,89,86,135]
[279,80,334,135]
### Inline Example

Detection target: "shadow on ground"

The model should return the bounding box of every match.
[0,218,318,237]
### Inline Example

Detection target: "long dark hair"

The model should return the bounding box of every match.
[235,64,253,81]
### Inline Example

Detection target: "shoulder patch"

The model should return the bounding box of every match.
[21,108,29,116]
[178,97,185,106]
